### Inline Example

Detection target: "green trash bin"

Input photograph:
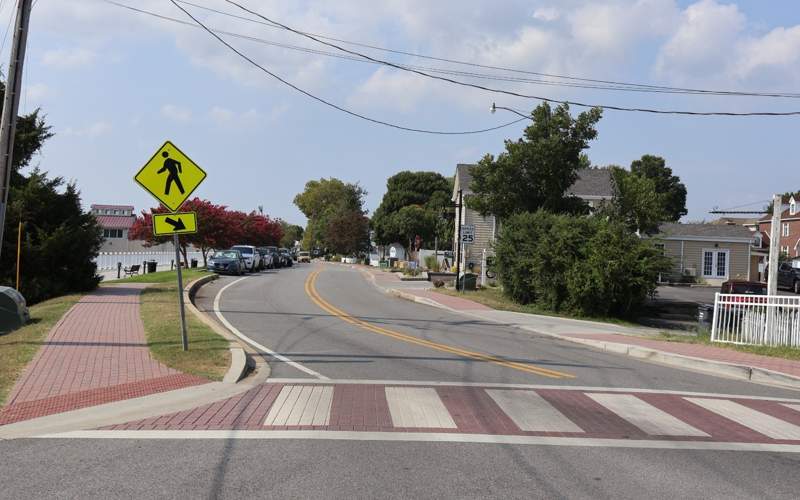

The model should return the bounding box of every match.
[459,273,477,291]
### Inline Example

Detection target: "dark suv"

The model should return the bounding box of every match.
[777,262,800,294]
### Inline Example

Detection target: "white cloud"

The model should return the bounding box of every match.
[25,83,53,102]
[63,121,112,138]
[210,106,235,124]
[42,47,96,69]
[208,106,261,126]
[533,7,560,22]
[161,104,192,123]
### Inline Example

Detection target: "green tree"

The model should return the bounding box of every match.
[371,171,453,254]
[609,167,669,235]
[293,178,366,251]
[467,103,602,219]
[324,209,370,255]
[0,81,102,304]
[279,221,304,249]
[630,155,687,221]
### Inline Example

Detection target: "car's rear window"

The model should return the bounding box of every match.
[214,251,239,259]
[732,284,767,294]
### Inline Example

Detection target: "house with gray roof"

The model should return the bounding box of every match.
[653,223,759,285]
[451,164,615,276]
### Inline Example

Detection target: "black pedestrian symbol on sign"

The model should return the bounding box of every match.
[157,151,185,196]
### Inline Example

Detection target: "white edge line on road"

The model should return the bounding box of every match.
[213,277,329,380]
[263,378,800,403]
[33,430,800,452]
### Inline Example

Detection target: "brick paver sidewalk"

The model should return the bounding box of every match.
[0,285,206,425]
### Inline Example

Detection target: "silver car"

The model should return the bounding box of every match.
[231,245,260,272]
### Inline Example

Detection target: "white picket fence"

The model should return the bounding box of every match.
[711,293,800,347]
[94,251,205,271]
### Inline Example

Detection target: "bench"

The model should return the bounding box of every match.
[124,264,140,276]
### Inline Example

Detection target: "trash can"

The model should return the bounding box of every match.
[147,260,157,273]
[0,286,29,333]
[190,259,198,268]
[698,303,714,327]
[459,273,477,291]
[379,260,389,269]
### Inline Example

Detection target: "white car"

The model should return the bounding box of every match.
[231,245,260,272]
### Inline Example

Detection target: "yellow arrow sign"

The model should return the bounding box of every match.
[135,141,207,212]
[153,212,198,236]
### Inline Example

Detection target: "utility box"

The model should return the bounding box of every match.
[0,287,29,334]
[147,260,158,273]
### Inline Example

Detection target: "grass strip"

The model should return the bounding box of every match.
[108,268,210,284]
[139,279,230,381]
[0,293,83,406]
[657,330,800,361]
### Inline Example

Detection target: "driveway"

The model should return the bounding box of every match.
[655,285,796,305]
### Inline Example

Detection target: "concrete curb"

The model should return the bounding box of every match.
[360,270,800,391]
[184,275,252,384]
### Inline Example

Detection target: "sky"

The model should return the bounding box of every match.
[9,0,800,225]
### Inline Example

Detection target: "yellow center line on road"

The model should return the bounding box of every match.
[304,268,574,379]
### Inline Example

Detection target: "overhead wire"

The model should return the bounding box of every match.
[165,0,530,135]
[224,0,800,117]
[180,0,800,99]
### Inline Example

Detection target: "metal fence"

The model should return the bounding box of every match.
[711,293,800,347]
[94,251,205,271]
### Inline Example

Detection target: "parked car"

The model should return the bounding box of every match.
[720,280,768,295]
[279,248,293,267]
[231,245,260,272]
[298,251,311,263]
[266,246,281,268]
[764,263,800,294]
[207,249,245,275]
[257,247,274,269]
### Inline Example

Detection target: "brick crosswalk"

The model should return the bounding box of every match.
[102,381,800,444]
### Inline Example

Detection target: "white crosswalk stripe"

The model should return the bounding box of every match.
[486,389,582,433]
[264,385,333,426]
[588,393,709,437]
[385,387,456,429]
[687,398,800,440]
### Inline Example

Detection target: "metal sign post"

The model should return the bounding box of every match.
[174,233,188,351]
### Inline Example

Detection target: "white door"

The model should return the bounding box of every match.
[701,249,729,280]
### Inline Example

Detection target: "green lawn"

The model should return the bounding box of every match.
[108,268,210,284]
[0,293,84,406]
[139,278,230,381]
[657,330,800,361]
[433,286,638,327]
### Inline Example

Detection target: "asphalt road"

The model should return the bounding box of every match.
[195,263,798,398]
[4,262,800,499]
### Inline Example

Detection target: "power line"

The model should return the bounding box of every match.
[101,1,776,97]
[225,1,800,117]
[165,0,529,135]
[180,0,800,100]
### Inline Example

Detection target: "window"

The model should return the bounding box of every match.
[654,243,665,255]
[103,229,123,238]
[783,223,790,237]
[781,246,790,256]
[702,249,729,279]
[791,200,797,216]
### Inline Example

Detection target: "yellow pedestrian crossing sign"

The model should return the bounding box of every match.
[135,141,207,212]
[153,212,198,236]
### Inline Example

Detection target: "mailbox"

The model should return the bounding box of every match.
[0,286,29,333]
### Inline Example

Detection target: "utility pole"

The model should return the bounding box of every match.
[767,193,782,296]
[0,0,33,262]
[455,189,463,292]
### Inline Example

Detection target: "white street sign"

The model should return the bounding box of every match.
[461,224,475,245]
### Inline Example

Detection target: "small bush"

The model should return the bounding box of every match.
[433,279,445,288]
[423,255,440,272]
[494,210,670,317]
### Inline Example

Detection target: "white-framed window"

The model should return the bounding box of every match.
[103,229,123,238]
[781,245,790,256]
[791,199,797,216]
[783,223,791,237]
[701,249,729,279]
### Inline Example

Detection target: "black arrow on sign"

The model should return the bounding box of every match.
[164,217,186,231]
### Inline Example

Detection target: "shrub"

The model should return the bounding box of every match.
[423,254,439,271]
[494,210,669,317]
[433,279,445,288]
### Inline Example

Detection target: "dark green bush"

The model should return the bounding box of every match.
[494,210,669,317]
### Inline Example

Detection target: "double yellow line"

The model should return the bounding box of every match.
[304,269,573,379]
